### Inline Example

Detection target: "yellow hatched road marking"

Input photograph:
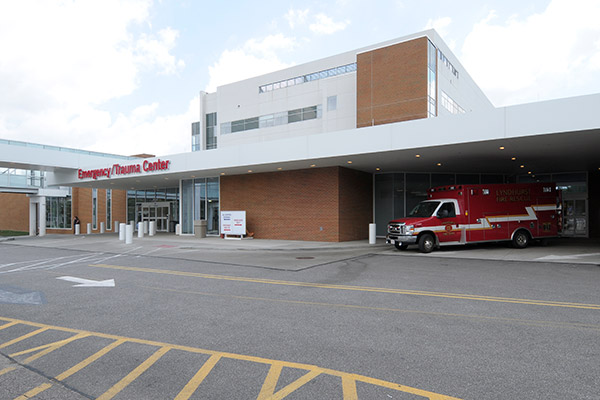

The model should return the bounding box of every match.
[13,383,52,400]
[342,375,359,400]
[264,368,322,400]
[0,321,19,331]
[9,332,90,364]
[54,339,125,381]
[0,367,16,376]
[174,354,222,400]
[96,346,171,400]
[257,362,284,399]
[0,316,461,400]
[0,327,48,350]
[92,263,600,310]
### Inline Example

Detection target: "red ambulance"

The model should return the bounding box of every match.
[386,183,562,253]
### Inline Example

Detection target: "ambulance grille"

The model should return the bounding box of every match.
[388,223,406,235]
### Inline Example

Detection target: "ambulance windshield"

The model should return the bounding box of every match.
[408,201,440,218]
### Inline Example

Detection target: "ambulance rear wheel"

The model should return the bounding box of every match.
[394,242,408,250]
[418,233,435,253]
[512,230,530,249]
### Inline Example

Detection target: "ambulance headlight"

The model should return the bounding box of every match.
[406,225,415,234]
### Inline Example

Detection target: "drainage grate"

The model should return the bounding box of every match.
[296,256,315,260]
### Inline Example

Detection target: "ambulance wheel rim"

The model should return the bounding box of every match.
[419,233,435,253]
[513,230,530,248]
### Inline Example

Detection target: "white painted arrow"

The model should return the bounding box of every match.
[56,276,115,287]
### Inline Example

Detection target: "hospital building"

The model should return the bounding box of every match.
[1,30,599,241]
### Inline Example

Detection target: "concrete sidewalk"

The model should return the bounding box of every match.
[2,233,600,266]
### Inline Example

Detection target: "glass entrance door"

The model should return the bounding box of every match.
[562,199,588,237]
[139,202,171,232]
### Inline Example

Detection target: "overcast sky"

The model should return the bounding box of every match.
[0,0,598,157]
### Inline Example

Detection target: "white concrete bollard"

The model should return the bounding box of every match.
[119,223,126,241]
[114,221,119,232]
[149,221,156,236]
[87,223,92,235]
[138,223,144,238]
[369,223,377,245]
[75,224,80,235]
[129,221,135,232]
[125,224,133,244]
[175,224,180,235]
[100,222,105,234]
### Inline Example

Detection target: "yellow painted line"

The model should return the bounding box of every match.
[174,354,222,400]
[13,383,52,400]
[96,346,171,400]
[0,316,461,399]
[55,339,126,381]
[342,375,358,400]
[0,321,19,331]
[0,367,16,376]
[92,263,600,310]
[55,339,126,382]
[0,327,48,350]
[142,285,600,332]
[257,362,284,400]
[269,369,322,400]
[10,332,90,364]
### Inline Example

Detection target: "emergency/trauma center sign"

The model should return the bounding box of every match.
[220,211,246,235]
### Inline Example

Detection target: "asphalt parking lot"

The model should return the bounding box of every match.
[1,233,599,399]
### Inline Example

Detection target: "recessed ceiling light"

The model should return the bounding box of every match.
[437,163,442,166]
[520,165,525,168]
[499,146,505,150]
[528,171,532,174]
[375,167,381,171]
[277,167,282,170]
[220,172,225,175]
[310,164,316,167]
[347,161,353,164]
[511,157,516,161]
[415,154,421,158]
[248,170,253,173]
[191,175,196,178]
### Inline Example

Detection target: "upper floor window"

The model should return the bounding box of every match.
[259,63,357,94]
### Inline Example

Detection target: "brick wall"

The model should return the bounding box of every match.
[0,193,29,232]
[221,167,372,242]
[357,37,428,128]
[338,168,373,241]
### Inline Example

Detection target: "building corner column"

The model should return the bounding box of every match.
[38,196,46,236]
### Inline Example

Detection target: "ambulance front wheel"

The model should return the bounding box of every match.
[394,242,408,250]
[512,230,530,249]
[418,233,435,253]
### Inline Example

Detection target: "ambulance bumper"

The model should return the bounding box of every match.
[386,235,418,245]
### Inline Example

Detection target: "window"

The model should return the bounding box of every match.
[221,104,322,134]
[258,63,357,93]
[301,106,317,120]
[106,189,112,229]
[327,96,337,111]
[191,121,201,151]
[288,109,302,123]
[438,202,456,218]
[45,196,72,229]
[206,112,217,150]
[427,41,437,118]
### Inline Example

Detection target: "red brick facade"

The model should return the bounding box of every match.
[0,188,127,234]
[0,193,29,232]
[357,37,428,128]
[220,167,372,242]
